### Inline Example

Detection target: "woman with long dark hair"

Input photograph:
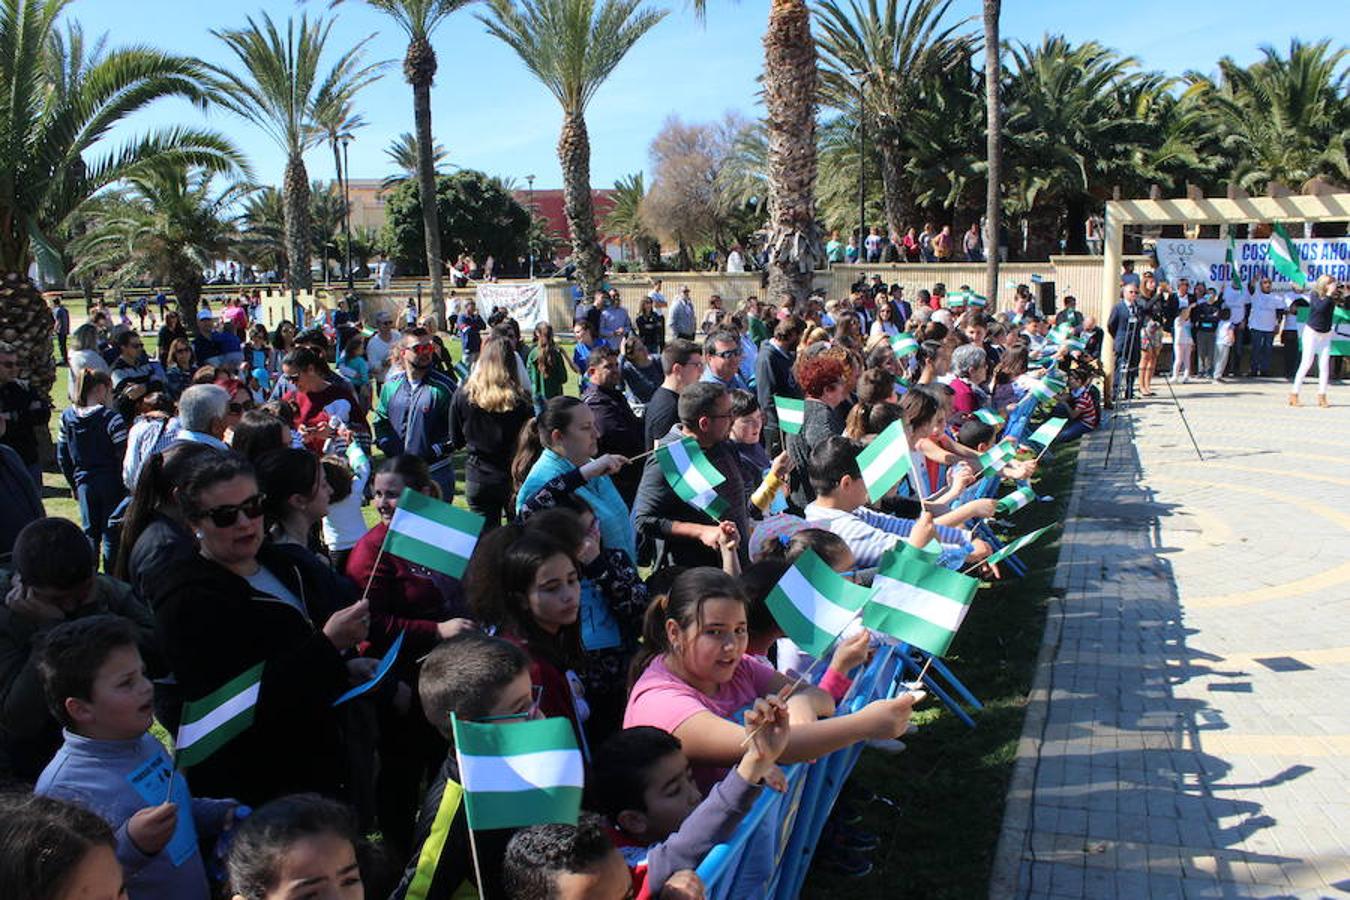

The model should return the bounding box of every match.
[281,347,369,453]
[526,322,568,414]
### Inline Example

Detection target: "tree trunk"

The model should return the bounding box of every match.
[170,274,203,324]
[408,37,445,328]
[283,152,313,293]
[1064,194,1088,255]
[877,134,909,243]
[762,0,823,303]
[331,139,346,280]
[0,272,55,402]
[558,111,604,297]
[983,0,1002,302]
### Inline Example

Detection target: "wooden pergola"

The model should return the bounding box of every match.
[1098,192,1350,372]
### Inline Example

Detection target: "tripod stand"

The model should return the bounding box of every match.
[1104,307,1205,467]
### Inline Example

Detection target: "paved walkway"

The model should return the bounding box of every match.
[991,378,1350,899]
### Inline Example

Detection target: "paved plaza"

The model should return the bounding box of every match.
[991,377,1350,899]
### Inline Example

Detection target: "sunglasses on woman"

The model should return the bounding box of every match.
[197,493,266,527]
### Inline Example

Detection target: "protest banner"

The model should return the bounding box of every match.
[474,281,548,330]
[1154,237,1350,290]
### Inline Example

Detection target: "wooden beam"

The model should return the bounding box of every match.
[1106,194,1350,225]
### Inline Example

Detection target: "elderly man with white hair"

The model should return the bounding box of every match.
[175,384,231,450]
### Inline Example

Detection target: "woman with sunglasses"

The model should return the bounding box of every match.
[150,451,370,805]
[163,338,195,399]
[156,309,188,365]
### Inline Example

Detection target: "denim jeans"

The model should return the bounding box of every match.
[1249,329,1275,375]
[1195,332,1216,376]
[77,479,125,571]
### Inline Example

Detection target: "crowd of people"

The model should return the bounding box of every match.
[1104,260,1348,406]
[0,272,1114,900]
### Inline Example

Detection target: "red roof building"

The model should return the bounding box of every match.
[515,188,626,261]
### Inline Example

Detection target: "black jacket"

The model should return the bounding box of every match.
[754,341,799,435]
[150,544,351,805]
[632,427,750,568]
[643,386,679,451]
[127,514,197,608]
[786,398,841,509]
[390,754,514,900]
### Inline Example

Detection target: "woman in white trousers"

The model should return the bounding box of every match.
[1291,275,1341,408]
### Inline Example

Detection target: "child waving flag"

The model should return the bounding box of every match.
[451,715,584,832]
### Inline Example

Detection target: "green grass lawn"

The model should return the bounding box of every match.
[803,443,1079,900]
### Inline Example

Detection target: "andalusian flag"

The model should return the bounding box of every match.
[974,439,1017,478]
[981,525,1055,568]
[657,437,728,521]
[1026,378,1058,404]
[1025,416,1067,449]
[966,292,988,309]
[891,333,919,357]
[385,489,484,579]
[973,409,1005,428]
[1043,372,1068,394]
[1269,224,1307,288]
[774,396,804,435]
[1047,323,1073,345]
[175,663,263,768]
[855,419,914,502]
[451,716,583,831]
[867,547,979,656]
[995,485,1036,516]
[765,550,872,657]
[1226,234,1244,291]
[947,291,967,309]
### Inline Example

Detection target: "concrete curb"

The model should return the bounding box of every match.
[986,426,1100,900]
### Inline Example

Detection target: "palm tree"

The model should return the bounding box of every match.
[982,0,1000,299]
[383,132,448,189]
[68,166,250,319]
[815,0,976,237]
[603,172,656,265]
[310,181,348,283]
[0,0,242,400]
[338,1,475,326]
[238,187,288,276]
[1189,39,1349,194]
[481,0,667,297]
[209,13,384,294]
[312,96,365,280]
[759,0,823,300]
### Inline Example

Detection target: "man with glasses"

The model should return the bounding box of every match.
[0,343,49,487]
[699,329,749,391]
[582,348,645,506]
[108,331,165,420]
[634,381,749,569]
[374,330,458,501]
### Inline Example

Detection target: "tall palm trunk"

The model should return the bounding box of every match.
[762,0,823,302]
[283,152,313,292]
[878,134,909,240]
[0,272,54,399]
[559,111,604,297]
[982,0,1001,300]
[169,273,204,324]
[330,138,346,280]
[407,37,445,328]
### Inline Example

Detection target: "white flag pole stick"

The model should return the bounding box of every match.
[909,655,935,690]
[740,606,867,748]
[451,715,489,900]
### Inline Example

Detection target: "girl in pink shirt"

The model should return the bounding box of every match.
[623,568,918,791]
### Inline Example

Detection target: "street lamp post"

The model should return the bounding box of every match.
[341,136,354,293]
[526,174,536,280]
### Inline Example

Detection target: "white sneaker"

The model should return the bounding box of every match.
[1181,376,1190,384]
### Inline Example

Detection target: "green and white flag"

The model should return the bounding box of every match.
[1026,378,1058,404]
[995,485,1036,516]
[1025,416,1068,449]
[855,419,914,502]
[385,489,485,579]
[974,439,1017,478]
[966,292,988,308]
[891,332,919,357]
[765,549,873,658]
[1042,372,1068,394]
[947,291,967,309]
[981,524,1055,568]
[657,437,728,521]
[866,547,979,657]
[774,396,805,435]
[973,409,1005,428]
[1269,223,1307,288]
[1226,234,1244,291]
[175,663,263,768]
[451,715,583,831]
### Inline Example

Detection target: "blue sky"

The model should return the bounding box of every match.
[75,0,1345,191]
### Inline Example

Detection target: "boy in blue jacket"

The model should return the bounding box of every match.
[35,615,238,900]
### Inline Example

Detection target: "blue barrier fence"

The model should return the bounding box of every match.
[695,389,1056,895]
